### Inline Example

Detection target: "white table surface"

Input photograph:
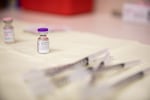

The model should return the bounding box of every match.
[0,7,150,100]
[0,7,150,45]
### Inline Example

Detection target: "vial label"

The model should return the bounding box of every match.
[38,40,49,53]
[4,29,14,43]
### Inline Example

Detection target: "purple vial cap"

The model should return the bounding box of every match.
[38,28,48,32]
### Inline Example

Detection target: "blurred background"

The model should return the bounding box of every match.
[0,0,132,14]
[1,0,149,14]
[0,0,150,44]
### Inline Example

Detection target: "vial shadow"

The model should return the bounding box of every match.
[49,48,63,53]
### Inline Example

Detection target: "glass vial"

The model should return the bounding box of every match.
[37,28,49,54]
[2,17,15,43]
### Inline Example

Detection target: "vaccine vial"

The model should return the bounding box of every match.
[37,28,49,54]
[2,17,15,43]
